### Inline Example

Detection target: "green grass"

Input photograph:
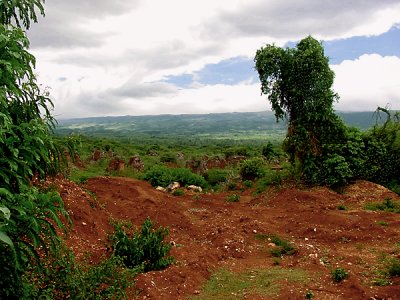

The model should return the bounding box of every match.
[365,198,400,213]
[191,267,309,300]
[254,234,297,258]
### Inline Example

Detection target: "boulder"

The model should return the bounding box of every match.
[166,182,180,192]
[107,157,125,172]
[187,185,202,193]
[92,149,103,161]
[156,186,167,192]
[128,155,144,171]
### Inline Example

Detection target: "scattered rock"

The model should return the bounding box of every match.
[187,185,202,193]
[156,186,166,192]
[128,155,145,171]
[166,182,180,192]
[106,157,125,172]
[92,149,103,161]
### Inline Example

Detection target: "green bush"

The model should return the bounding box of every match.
[24,243,135,299]
[268,234,297,257]
[143,166,207,188]
[331,268,349,283]
[262,142,276,160]
[205,169,228,186]
[109,217,174,272]
[226,194,240,202]
[160,152,176,163]
[239,158,266,180]
[172,189,184,196]
[365,198,400,213]
[322,154,353,188]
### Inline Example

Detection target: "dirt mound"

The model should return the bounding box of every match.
[56,177,400,299]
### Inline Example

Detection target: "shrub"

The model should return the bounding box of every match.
[331,268,349,283]
[239,158,266,180]
[226,194,240,202]
[322,154,353,188]
[243,180,253,188]
[365,198,400,213]
[24,243,135,299]
[269,235,297,257]
[143,166,207,188]
[109,217,174,272]
[160,152,176,163]
[205,169,228,186]
[172,189,184,196]
[262,142,276,160]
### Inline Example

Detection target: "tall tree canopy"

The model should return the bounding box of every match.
[0,1,70,298]
[254,36,347,184]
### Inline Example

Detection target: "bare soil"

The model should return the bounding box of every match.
[54,176,400,299]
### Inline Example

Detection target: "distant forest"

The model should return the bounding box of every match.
[56,111,381,138]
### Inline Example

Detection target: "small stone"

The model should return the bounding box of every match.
[194,290,200,295]
[253,229,257,234]
[82,222,87,226]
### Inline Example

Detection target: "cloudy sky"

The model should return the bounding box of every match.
[27,0,400,119]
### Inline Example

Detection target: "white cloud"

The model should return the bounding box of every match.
[26,0,400,118]
[332,54,400,111]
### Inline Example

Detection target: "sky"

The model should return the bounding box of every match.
[27,0,400,119]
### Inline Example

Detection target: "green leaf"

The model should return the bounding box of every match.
[0,230,14,247]
[0,206,11,220]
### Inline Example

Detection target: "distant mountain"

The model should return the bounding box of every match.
[55,111,378,138]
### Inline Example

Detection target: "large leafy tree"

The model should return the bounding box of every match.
[0,1,70,298]
[254,36,348,184]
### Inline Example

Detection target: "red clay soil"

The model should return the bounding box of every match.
[54,176,400,299]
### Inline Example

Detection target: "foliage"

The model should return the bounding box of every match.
[268,234,297,257]
[0,3,73,298]
[109,217,174,272]
[172,189,184,196]
[262,142,276,160]
[143,165,207,188]
[331,267,349,283]
[254,36,352,186]
[226,194,240,202]
[255,169,290,193]
[24,243,135,299]
[365,198,400,213]
[205,168,228,186]
[0,0,45,29]
[239,158,266,180]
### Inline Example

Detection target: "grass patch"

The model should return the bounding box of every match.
[365,198,400,213]
[254,234,297,257]
[191,267,309,299]
[226,194,240,202]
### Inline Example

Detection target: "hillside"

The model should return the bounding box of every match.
[55,111,377,139]
[55,176,400,299]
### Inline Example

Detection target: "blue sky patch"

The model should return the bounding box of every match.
[164,56,257,88]
[165,25,400,88]
[286,25,400,64]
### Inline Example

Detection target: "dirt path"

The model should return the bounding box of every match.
[56,176,400,299]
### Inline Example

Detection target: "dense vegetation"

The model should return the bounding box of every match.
[255,36,400,191]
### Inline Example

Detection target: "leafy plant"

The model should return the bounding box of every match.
[172,189,184,196]
[226,194,240,202]
[109,217,174,272]
[269,235,297,257]
[205,168,228,186]
[24,243,135,299]
[239,158,266,180]
[365,198,400,213]
[143,166,207,188]
[331,267,349,283]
